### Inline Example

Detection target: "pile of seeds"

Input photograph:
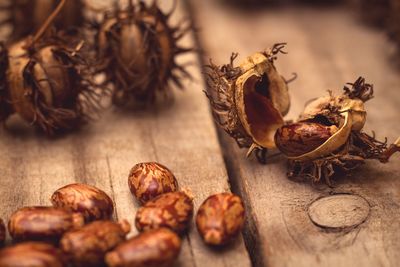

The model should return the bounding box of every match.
[0,162,245,266]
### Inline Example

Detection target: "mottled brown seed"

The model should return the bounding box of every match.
[135,191,194,234]
[105,228,181,267]
[0,219,5,246]
[51,183,114,222]
[0,242,66,267]
[274,122,338,157]
[60,220,130,267]
[128,162,178,204]
[8,206,84,242]
[196,193,245,246]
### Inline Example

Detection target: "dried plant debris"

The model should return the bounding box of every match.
[205,43,293,162]
[275,77,400,185]
[0,0,84,41]
[95,0,193,106]
[0,31,106,135]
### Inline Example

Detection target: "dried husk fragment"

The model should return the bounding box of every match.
[275,77,400,184]
[205,43,291,161]
[96,1,192,106]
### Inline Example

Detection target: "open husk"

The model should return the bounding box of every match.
[96,1,192,106]
[0,30,106,135]
[275,77,400,184]
[205,43,291,161]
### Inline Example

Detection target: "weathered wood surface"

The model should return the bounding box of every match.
[191,1,400,266]
[0,1,252,266]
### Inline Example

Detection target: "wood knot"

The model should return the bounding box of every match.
[307,194,370,230]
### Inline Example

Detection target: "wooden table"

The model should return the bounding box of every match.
[1,1,399,266]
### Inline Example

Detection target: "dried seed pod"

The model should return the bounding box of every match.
[8,206,84,242]
[1,0,84,41]
[1,31,105,135]
[135,191,194,234]
[0,219,5,246]
[196,192,245,246]
[0,242,66,267]
[105,228,181,267]
[128,162,178,204]
[275,77,400,184]
[96,1,192,106]
[51,183,114,222]
[205,43,291,161]
[60,220,130,267]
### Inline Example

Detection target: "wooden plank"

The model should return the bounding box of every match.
[191,1,400,266]
[0,1,252,266]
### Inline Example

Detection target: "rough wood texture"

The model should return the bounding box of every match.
[0,1,251,266]
[191,1,400,266]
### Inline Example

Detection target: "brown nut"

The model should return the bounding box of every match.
[0,242,66,267]
[135,191,194,234]
[128,162,178,204]
[60,220,130,267]
[196,193,245,246]
[105,228,181,267]
[0,219,5,246]
[8,206,84,242]
[51,183,114,222]
[274,122,339,157]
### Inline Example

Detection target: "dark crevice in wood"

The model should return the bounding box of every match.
[183,1,265,266]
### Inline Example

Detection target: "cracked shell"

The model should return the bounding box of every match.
[205,43,290,156]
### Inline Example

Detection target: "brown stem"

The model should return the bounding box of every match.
[31,0,66,45]
[379,137,400,163]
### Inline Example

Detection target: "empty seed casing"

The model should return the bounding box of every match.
[0,242,66,267]
[60,220,131,266]
[135,191,194,233]
[196,193,245,246]
[8,206,84,242]
[0,219,5,246]
[128,162,178,204]
[51,183,114,222]
[105,228,181,267]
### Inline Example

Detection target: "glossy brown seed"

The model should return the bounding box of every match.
[128,162,178,204]
[105,228,181,267]
[196,193,245,246]
[135,191,194,234]
[60,220,130,267]
[8,206,84,242]
[274,122,338,157]
[51,183,114,222]
[0,219,5,246]
[0,242,66,267]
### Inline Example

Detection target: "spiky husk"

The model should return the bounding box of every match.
[5,30,105,135]
[96,1,192,106]
[205,44,290,162]
[0,0,84,42]
[287,78,398,185]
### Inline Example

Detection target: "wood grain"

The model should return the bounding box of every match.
[191,1,400,266]
[0,1,251,266]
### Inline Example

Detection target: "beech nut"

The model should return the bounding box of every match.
[196,193,245,246]
[51,183,114,222]
[105,228,181,267]
[60,220,130,266]
[274,122,338,157]
[0,219,5,246]
[0,242,66,267]
[128,162,178,204]
[135,191,194,234]
[8,206,84,242]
